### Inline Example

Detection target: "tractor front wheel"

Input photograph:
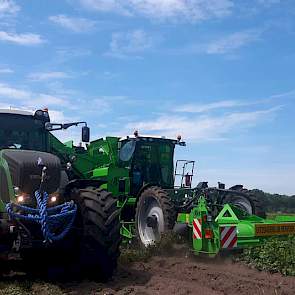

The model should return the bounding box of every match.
[135,186,176,247]
[72,187,121,280]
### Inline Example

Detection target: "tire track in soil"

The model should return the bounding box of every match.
[64,253,295,295]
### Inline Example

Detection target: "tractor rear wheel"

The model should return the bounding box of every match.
[72,187,121,280]
[222,190,266,218]
[135,186,176,247]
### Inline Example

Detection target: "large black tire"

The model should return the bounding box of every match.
[222,190,266,218]
[72,187,121,280]
[20,187,121,281]
[243,190,266,218]
[135,186,176,247]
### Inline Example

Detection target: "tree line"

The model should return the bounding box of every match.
[251,189,295,213]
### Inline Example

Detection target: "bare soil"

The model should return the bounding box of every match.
[1,248,295,295]
[67,254,295,295]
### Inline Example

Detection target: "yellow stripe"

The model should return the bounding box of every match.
[255,223,295,237]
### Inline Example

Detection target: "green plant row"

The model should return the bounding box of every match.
[240,236,295,276]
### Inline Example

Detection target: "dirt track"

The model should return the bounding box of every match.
[1,249,295,295]
[63,251,295,295]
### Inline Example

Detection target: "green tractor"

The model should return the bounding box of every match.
[0,109,121,279]
[48,129,267,247]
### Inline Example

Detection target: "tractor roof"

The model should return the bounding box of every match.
[0,109,33,116]
[119,135,186,146]
[0,108,50,122]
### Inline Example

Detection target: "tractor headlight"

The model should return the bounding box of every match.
[17,195,24,203]
[49,192,59,204]
[14,189,30,203]
[50,196,57,203]
[16,193,30,203]
[14,186,29,203]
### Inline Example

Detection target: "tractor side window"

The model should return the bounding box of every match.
[119,140,136,162]
[159,145,173,186]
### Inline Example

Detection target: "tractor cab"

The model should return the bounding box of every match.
[0,109,90,152]
[118,133,188,195]
[0,109,50,152]
[0,108,93,211]
[0,109,90,205]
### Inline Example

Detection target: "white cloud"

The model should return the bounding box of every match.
[36,94,69,107]
[80,0,130,15]
[206,30,261,54]
[175,98,273,113]
[28,71,71,81]
[47,109,75,122]
[125,107,280,141]
[80,0,233,22]
[168,29,263,56]
[270,89,295,100]
[0,67,13,74]
[85,95,139,114]
[175,91,294,114]
[0,82,30,99]
[106,29,155,58]
[0,0,19,17]
[175,100,250,113]
[92,98,112,113]
[0,83,69,108]
[0,31,45,45]
[49,14,96,33]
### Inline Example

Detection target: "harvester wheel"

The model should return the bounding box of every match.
[222,190,266,218]
[135,186,176,247]
[243,190,266,218]
[73,187,121,280]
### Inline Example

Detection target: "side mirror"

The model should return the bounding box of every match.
[82,126,90,142]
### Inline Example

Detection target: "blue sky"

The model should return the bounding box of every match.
[0,0,294,194]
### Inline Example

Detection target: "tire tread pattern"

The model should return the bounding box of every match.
[75,187,121,279]
[135,186,176,246]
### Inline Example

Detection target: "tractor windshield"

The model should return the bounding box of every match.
[0,113,47,151]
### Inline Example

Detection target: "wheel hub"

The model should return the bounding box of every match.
[137,198,165,246]
[146,215,158,229]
